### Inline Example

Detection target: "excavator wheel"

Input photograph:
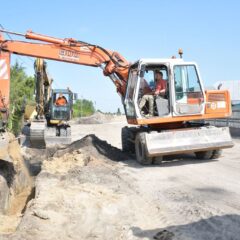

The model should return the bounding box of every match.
[60,127,67,137]
[211,149,222,159]
[135,132,153,165]
[59,127,71,137]
[121,127,135,153]
[195,150,213,160]
[66,127,71,137]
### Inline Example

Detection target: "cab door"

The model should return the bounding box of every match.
[172,64,205,116]
[123,67,138,119]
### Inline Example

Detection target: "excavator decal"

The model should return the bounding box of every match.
[59,49,80,61]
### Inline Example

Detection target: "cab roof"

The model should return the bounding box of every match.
[133,58,196,66]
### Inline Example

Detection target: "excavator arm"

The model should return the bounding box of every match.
[34,58,52,119]
[0,29,130,97]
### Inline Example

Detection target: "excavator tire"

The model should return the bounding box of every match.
[59,127,71,137]
[195,150,213,160]
[211,149,222,159]
[67,127,71,137]
[60,127,67,137]
[135,132,153,165]
[121,127,135,153]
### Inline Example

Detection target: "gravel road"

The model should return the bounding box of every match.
[71,120,240,239]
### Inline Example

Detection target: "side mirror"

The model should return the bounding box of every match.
[139,64,146,78]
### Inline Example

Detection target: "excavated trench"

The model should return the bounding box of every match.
[0,137,65,235]
[0,134,130,236]
[0,135,36,234]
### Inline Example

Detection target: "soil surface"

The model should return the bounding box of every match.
[1,116,240,240]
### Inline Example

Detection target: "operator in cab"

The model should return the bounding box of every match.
[55,93,67,106]
[139,71,166,117]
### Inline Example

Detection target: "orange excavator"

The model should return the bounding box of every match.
[0,28,233,164]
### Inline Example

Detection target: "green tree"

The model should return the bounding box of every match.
[73,99,95,117]
[8,62,35,135]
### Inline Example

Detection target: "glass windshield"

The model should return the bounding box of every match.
[174,65,203,103]
[53,92,69,106]
[126,69,138,100]
[124,68,138,117]
[139,65,168,97]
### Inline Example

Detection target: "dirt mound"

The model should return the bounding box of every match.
[75,112,120,124]
[54,134,129,162]
[4,134,159,240]
[43,149,92,174]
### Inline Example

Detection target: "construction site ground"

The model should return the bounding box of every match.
[0,113,240,240]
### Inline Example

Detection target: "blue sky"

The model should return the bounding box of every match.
[1,0,240,112]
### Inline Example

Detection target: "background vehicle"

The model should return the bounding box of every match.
[23,58,76,147]
[0,29,233,163]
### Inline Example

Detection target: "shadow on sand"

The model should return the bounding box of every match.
[131,214,240,240]
[80,134,217,168]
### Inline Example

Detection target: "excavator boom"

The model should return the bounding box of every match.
[0,29,129,96]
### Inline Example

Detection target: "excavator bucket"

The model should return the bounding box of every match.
[21,121,72,148]
[145,126,233,157]
[28,120,46,148]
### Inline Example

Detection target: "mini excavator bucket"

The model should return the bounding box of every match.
[29,120,46,148]
[21,120,72,148]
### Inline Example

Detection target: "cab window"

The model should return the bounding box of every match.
[174,65,203,102]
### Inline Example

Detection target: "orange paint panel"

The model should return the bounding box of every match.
[205,90,231,114]
[0,51,10,109]
[128,111,232,126]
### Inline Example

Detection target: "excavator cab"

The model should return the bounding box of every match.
[124,58,205,120]
[42,88,77,140]
[49,89,74,123]
[22,88,76,149]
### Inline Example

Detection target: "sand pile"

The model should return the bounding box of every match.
[1,134,160,240]
[43,149,93,174]
[42,134,129,175]
[54,134,129,162]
